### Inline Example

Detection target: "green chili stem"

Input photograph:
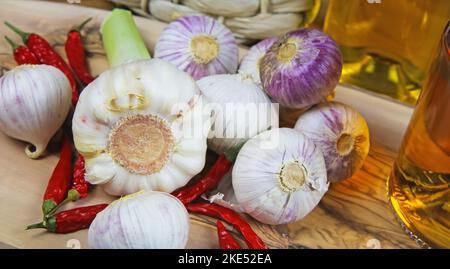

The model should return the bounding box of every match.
[45,189,80,218]
[26,222,46,230]
[4,35,19,50]
[224,142,245,162]
[4,21,30,43]
[73,17,92,32]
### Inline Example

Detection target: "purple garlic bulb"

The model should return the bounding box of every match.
[294,102,370,182]
[260,28,342,109]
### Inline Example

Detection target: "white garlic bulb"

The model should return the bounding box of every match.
[232,128,329,225]
[89,191,190,249]
[0,65,72,159]
[72,59,211,196]
[197,73,276,154]
[155,15,238,80]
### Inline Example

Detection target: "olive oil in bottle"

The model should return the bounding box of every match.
[388,22,450,248]
[324,0,450,104]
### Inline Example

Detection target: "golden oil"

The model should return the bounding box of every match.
[388,22,450,248]
[324,0,450,104]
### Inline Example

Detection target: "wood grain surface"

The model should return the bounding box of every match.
[0,0,419,249]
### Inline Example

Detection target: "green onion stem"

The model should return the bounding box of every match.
[100,9,151,67]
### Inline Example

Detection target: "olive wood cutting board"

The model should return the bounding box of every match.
[0,0,418,249]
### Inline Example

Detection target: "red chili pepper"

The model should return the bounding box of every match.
[27,204,108,234]
[187,203,268,249]
[4,21,79,105]
[172,143,243,205]
[42,135,73,216]
[43,154,89,216]
[70,153,89,199]
[217,221,241,249]
[4,36,40,65]
[65,18,95,85]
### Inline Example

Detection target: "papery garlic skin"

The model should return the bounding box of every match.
[204,170,245,213]
[0,65,71,159]
[88,191,190,249]
[238,37,278,84]
[294,102,370,182]
[260,28,342,109]
[232,128,328,225]
[73,59,210,196]
[197,73,276,154]
[155,15,238,80]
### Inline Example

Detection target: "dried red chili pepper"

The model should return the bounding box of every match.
[42,135,73,216]
[70,153,89,199]
[217,221,241,249]
[65,18,95,85]
[187,203,268,249]
[27,204,108,234]
[4,21,79,105]
[4,36,40,65]
[42,153,89,216]
[172,143,243,205]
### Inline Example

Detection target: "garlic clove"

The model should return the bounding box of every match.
[84,153,117,185]
[71,81,112,155]
[155,161,188,190]
[170,152,206,179]
[103,160,159,196]
[103,168,145,196]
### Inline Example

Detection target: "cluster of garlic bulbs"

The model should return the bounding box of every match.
[0,11,373,250]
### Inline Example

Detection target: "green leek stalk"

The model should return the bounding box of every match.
[101,8,151,67]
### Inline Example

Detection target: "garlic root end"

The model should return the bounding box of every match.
[25,143,46,159]
[336,133,355,157]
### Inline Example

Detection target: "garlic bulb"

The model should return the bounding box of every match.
[260,28,342,109]
[294,102,370,182]
[197,73,276,154]
[238,37,278,84]
[89,191,190,249]
[232,128,328,225]
[0,65,71,159]
[154,15,238,80]
[72,59,210,196]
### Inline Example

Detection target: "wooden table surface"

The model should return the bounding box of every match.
[0,0,419,249]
